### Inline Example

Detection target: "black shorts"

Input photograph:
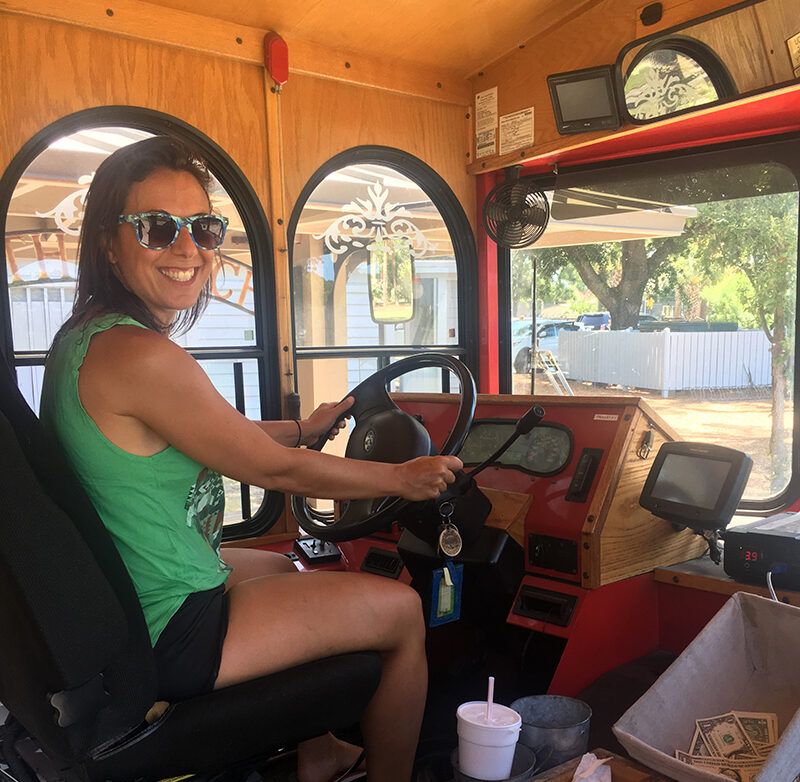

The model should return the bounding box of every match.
[153,584,229,700]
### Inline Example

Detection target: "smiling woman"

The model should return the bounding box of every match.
[109,168,219,329]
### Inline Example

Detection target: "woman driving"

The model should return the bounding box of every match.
[40,135,462,782]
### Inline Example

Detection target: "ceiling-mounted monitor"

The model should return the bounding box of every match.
[547,65,622,135]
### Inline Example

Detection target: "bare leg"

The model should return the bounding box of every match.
[215,570,427,782]
[222,547,297,587]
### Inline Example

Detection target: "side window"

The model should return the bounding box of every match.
[290,153,477,434]
[510,142,799,507]
[3,119,278,531]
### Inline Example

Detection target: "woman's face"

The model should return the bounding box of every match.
[110,167,214,327]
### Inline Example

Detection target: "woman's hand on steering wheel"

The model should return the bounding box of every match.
[301,397,354,445]
[397,455,463,500]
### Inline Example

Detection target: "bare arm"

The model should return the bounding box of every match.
[255,398,352,447]
[79,326,460,501]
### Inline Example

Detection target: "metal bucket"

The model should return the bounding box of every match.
[451,743,536,782]
[510,695,591,772]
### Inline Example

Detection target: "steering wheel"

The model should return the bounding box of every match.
[291,353,476,542]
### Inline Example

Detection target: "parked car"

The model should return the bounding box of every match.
[535,321,578,364]
[512,320,533,374]
[575,311,610,330]
[513,319,577,373]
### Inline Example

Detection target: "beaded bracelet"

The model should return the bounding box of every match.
[294,418,303,447]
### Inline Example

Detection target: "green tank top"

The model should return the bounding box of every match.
[40,313,231,645]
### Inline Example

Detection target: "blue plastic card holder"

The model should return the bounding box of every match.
[429,561,463,627]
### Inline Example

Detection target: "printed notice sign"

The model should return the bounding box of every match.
[475,87,498,134]
[475,129,496,159]
[499,107,534,155]
[787,31,800,77]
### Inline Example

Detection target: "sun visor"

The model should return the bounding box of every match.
[551,144,798,222]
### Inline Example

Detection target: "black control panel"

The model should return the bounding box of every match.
[294,538,342,564]
[529,533,578,574]
[724,513,800,590]
[512,584,578,626]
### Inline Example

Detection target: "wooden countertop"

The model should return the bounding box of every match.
[654,556,800,607]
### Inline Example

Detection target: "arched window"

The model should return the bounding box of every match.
[0,108,281,536]
[289,147,478,427]
[623,36,737,122]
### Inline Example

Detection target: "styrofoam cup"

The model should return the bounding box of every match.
[457,701,521,781]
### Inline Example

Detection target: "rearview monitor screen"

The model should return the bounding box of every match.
[547,65,622,135]
[648,453,731,510]
[555,78,615,122]
[639,442,752,531]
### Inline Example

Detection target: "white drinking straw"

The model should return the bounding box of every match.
[486,676,495,721]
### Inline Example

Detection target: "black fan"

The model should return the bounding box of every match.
[482,175,550,248]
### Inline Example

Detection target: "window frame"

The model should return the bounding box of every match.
[0,106,283,539]
[502,132,800,514]
[622,34,738,125]
[288,145,480,387]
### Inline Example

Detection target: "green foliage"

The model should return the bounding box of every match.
[700,271,758,328]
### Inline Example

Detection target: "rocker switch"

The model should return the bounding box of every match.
[565,448,603,503]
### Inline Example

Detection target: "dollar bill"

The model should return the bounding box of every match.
[732,711,778,746]
[675,750,763,781]
[690,727,712,756]
[697,713,759,758]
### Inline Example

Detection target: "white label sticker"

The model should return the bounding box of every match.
[475,129,496,158]
[593,414,619,421]
[499,107,534,155]
[475,87,498,134]
[787,31,800,75]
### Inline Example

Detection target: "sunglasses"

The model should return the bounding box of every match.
[118,212,229,250]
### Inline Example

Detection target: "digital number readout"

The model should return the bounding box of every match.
[744,549,760,562]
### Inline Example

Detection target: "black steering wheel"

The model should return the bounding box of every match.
[291,353,476,542]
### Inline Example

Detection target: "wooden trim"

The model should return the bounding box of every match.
[580,404,639,587]
[263,83,296,409]
[0,0,264,63]
[0,0,470,104]
[287,36,471,105]
[655,564,800,607]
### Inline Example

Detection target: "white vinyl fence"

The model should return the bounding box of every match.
[558,329,771,397]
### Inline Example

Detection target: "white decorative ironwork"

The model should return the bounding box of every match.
[314,182,436,257]
[35,173,94,235]
[625,68,698,120]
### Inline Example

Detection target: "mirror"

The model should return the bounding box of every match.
[617,0,799,124]
[368,239,416,323]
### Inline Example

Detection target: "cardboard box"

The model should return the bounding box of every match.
[613,592,800,781]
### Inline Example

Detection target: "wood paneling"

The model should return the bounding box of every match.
[279,73,475,229]
[0,0,470,104]
[466,0,759,174]
[0,13,268,195]
[143,0,596,78]
[592,407,707,587]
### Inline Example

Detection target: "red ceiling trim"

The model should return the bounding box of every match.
[521,84,800,175]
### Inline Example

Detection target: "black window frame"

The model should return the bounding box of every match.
[621,34,738,125]
[0,106,283,539]
[288,145,480,390]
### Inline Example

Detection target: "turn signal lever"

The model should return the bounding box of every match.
[401,405,546,553]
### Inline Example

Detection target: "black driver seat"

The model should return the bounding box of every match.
[0,360,381,781]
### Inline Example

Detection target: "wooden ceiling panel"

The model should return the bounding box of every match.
[142,0,594,76]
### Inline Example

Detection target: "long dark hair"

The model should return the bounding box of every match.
[58,135,215,338]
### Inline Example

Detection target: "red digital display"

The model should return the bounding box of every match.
[744,550,760,562]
